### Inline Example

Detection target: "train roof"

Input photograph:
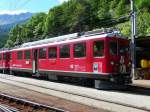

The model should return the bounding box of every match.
[0,48,10,53]
[21,29,126,48]
[1,29,127,52]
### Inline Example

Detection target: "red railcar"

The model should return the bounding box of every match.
[0,50,11,73]
[0,29,132,84]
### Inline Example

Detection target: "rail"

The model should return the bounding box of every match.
[0,93,68,112]
[0,104,19,112]
[0,74,149,112]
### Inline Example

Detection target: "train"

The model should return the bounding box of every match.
[0,29,132,87]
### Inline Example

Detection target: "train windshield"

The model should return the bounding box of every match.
[119,45,129,55]
[109,41,117,55]
[93,41,104,57]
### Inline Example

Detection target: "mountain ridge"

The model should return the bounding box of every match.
[0,12,33,25]
[0,12,33,48]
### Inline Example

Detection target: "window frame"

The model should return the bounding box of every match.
[0,53,2,60]
[39,47,47,59]
[3,53,7,60]
[93,40,105,57]
[74,42,86,58]
[17,51,23,60]
[109,41,118,56]
[60,44,70,58]
[48,46,57,59]
[24,50,31,60]
[9,52,12,60]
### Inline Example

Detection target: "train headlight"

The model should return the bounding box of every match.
[110,61,114,65]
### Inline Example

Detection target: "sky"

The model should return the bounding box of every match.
[0,0,68,14]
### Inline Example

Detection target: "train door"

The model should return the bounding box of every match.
[32,49,38,74]
[92,40,105,73]
[73,42,87,72]
[3,52,10,73]
[107,38,129,74]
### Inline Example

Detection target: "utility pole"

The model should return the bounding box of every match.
[130,0,136,79]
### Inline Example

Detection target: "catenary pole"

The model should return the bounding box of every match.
[130,0,136,79]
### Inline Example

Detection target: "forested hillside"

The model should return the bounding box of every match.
[5,0,150,48]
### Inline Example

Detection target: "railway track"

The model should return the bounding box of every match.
[0,104,19,112]
[0,93,67,112]
[0,74,150,112]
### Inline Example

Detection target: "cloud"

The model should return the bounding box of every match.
[0,10,28,15]
[58,0,69,3]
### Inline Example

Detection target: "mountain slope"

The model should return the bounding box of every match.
[0,12,33,25]
[0,12,33,48]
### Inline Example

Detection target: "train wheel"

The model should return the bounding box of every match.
[3,69,5,74]
[47,74,58,81]
[10,71,15,75]
[94,80,127,90]
[81,78,94,87]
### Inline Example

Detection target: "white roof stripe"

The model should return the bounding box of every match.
[10,33,108,51]
[0,32,125,53]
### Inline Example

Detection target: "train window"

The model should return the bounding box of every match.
[74,43,86,57]
[3,53,7,60]
[48,47,57,58]
[17,51,23,60]
[9,53,12,60]
[25,50,30,59]
[93,41,104,57]
[39,48,46,59]
[0,54,1,60]
[60,45,70,58]
[119,45,129,55]
[109,41,117,55]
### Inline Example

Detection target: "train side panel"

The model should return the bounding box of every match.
[10,49,33,73]
[0,53,3,70]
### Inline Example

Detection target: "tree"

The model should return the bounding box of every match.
[5,0,150,48]
[115,0,128,18]
[136,0,150,11]
[98,0,111,19]
[137,11,150,36]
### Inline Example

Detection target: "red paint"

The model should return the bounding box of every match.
[0,34,131,80]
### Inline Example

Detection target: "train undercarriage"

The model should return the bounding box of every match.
[0,68,132,89]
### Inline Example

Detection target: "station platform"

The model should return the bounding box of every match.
[0,73,149,112]
[133,80,150,88]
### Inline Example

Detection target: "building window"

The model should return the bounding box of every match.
[25,50,30,59]
[93,41,104,57]
[74,43,86,58]
[109,41,117,55]
[17,51,23,60]
[39,48,46,59]
[60,45,70,58]
[48,47,57,58]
